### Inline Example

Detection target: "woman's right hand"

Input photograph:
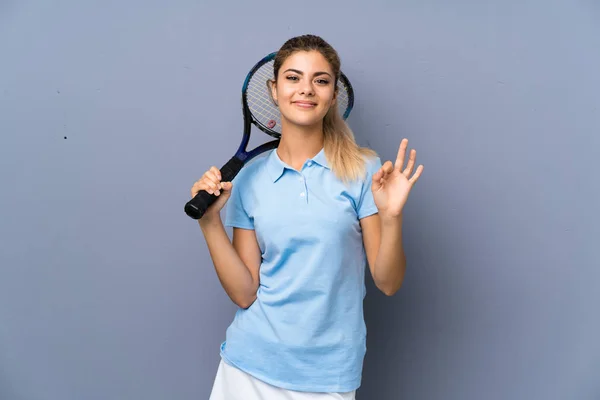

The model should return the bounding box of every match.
[190,166,233,219]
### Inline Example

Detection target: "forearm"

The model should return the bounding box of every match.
[199,217,258,308]
[373,214,407,296]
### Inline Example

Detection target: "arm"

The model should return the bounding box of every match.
[199,216,262,309]
[191,166,262,309]
[361,213,406,296]
[361,138,423,296]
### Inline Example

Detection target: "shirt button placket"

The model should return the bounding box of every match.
[299,173,307,203]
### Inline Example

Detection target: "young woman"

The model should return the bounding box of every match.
[191,34,423,400]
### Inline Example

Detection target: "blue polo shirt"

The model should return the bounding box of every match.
[221,147,382,393]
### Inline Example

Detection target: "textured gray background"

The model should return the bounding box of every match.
[1,1,599,399]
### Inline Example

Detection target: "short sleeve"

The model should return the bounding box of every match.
[224,173,254,229]
[356,156,382,220]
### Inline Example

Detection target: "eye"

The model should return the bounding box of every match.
[316,79,330,85]
[286,75,299,81]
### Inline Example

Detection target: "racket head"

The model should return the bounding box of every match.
[241,52,354,139]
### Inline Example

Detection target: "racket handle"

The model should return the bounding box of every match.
[184,156,245,220]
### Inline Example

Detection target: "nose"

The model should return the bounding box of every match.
[299,80,315,96]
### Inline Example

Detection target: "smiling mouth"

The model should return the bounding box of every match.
[293,101,317,108]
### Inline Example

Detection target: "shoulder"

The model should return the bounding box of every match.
[231,151,272,186]
[363,153,382,170]
[224,152,272,223]
[360,152,382,181]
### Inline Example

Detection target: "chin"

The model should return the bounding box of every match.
[285,118,323,129]
[281,109,327,128]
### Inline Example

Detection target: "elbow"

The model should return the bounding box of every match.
[373,256,407,297]
[380,285,399,296]
[235,294,257,309]
[377,278,404,297]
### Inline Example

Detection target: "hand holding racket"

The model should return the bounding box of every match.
[189,166,232,220]
[184,52,355,220]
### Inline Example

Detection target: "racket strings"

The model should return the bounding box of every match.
[247,60,282,132]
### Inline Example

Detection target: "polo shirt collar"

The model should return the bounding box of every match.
[311,147,330,169]
[266,147,330,182]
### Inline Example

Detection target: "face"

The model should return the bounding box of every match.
[271,50,337,129]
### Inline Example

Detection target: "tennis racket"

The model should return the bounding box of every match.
[184,51,355,220]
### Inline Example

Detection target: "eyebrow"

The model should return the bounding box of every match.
[283,68,333,78]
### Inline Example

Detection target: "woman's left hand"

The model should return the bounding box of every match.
[371,138,424,218]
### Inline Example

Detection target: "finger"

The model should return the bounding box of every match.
[409,165,424,185]
[203,180,219,194]
[404,149,417,176]
[191,181,213,197]
[377,161,394,185]
[372,167,384,185]
[196,177,219,195]
[394,138,408,170]
[191,179,206,193]
[210,179,233,197]
[204,169,221,185]
[209,166,222,181]
[203,171,221,193]
[381,160,394,176]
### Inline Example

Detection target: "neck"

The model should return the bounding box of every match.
[276,119,324,171]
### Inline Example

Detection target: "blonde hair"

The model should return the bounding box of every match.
[273,34,377,182]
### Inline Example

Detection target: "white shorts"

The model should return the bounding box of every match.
[209,359,357,400]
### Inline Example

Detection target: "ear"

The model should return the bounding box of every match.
[331,87,338,106]
[268,79,278,105]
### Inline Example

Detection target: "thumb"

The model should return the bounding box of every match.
[220,181,233,193]
[215,181,233,201]
[208,181,233,214]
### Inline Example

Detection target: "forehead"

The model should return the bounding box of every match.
[279,50,333,74]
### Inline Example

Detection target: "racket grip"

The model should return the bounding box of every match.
[184,156,245,220]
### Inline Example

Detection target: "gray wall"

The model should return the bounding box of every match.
[1,1,598,399]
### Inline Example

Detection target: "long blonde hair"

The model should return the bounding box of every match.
[273,34,377,182]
